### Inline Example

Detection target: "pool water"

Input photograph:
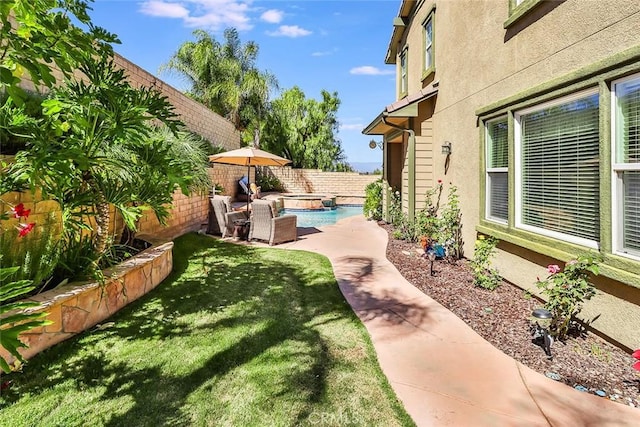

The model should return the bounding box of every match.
[284,206,363,228]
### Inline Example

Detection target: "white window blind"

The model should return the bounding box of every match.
[517,92,600,245]
[613,75,640,256]
[486,118,508,222]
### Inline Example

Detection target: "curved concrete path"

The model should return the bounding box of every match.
[271,215,640,426]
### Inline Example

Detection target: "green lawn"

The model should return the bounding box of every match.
[0,233,413,427]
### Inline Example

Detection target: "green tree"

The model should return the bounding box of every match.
[0,0,117,369]
[261,86,350,170]
[0,0,118,99]
[162,28,277,144]
[3,57,209,271]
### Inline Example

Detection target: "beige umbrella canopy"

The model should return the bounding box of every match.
[209,147,291,210]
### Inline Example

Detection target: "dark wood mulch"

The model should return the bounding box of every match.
[380,223,640,408]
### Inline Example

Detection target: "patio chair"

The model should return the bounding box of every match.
[248,199,297,246]
[208,195,247,238]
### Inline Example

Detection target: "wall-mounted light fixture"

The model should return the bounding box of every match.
[441,141,452,155]
[369,139,383,150]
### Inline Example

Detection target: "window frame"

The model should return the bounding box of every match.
[485,116,509,224]
[514,87,601,249]
[611,73,640,261]
[504,0,545,29]
[399,47,408,98]
[422,10,435,80]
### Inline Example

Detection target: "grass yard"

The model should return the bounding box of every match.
[0,233,413,427]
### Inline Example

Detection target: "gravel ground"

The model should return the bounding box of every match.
[381,223,640,409]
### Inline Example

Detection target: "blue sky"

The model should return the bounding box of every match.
[88,0,400,166]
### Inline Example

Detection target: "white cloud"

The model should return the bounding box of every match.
[340,123,364,131]
[312,48,337,57]
[139,0,253,31]
[260,9,284,24]
[350,66,395,76]
[139,0,189,18]
[267,25,312,38]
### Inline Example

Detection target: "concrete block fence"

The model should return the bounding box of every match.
[260,167,380,202]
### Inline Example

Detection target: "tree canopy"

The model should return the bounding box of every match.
[260,86,351,171]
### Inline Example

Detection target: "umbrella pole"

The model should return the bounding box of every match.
[246,164,251,214]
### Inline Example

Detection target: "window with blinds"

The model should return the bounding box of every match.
[486,118,508,223]
[515,90,600,247]
[613,74,640,257]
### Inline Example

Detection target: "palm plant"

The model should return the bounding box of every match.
[162,28,278,144]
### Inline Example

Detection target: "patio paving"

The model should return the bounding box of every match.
[265,215,640,426]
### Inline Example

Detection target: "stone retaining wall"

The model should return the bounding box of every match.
[0,241,173,364]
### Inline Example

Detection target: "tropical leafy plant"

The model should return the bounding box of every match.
[0,264,52,373]
[0,204,50,372]
[0,0,118,99]
[535,255,600,339]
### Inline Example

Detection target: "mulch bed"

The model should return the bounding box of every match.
[380,223,640,408]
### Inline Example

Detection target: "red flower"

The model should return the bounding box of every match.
[17,222,36,237]
[437,179,442,184]
[10,203,30,218]
[632,349,640,371]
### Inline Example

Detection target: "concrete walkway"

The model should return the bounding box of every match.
[269,215,640,426]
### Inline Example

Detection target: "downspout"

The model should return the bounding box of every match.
[382,116,416,222]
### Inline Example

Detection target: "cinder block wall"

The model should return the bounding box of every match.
[113,55,239,150]
[137,165,251,239]
[263,167,380,198]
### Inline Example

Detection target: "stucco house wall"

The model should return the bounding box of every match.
[366,0,640,349]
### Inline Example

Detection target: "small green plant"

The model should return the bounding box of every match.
[589,342,611,363]
[439,185,463,260]
[535,254,600,339]
[388,187,403,227]
[470,235,501,290]
[363,178,383,220]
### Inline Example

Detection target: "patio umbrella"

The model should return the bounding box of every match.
[209,147,291,211]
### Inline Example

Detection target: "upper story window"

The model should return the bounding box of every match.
[514,90,600,248]
[485,117,508,223]
[423,13,434,76]
[612,74,640,259]
[400,48,408,97]
[505,0,545,29]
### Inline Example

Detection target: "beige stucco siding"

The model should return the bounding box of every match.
[381,0,640,348]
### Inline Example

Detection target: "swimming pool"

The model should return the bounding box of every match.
[284,205,363,228]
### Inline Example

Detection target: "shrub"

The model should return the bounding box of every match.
[439,185,463,260]
[388,187,403,227]
[363,178,383,220]
[470,236,501,290]
[256,172,283,192]
[535,254,600,339]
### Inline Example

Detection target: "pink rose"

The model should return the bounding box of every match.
[547,264,561,274]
